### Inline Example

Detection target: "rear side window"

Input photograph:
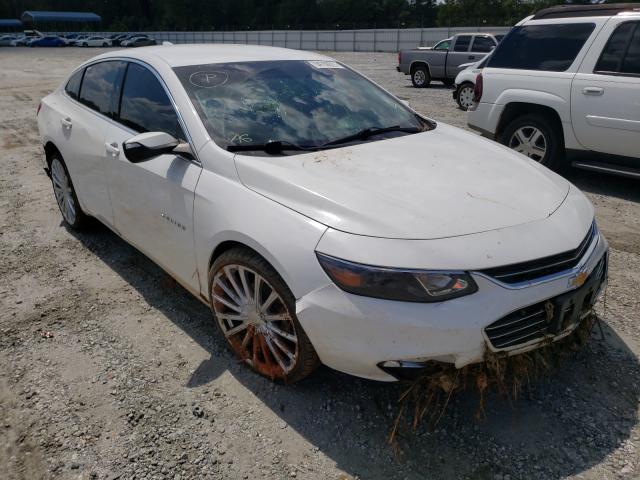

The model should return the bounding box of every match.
[623,25,640,74]
[488,23,596,71]
[595,22,636,73]
[65,69,83,100]
[453,35,472,52]
[118,63,183,140]
[78,61,127,118]
[472,36,495,53]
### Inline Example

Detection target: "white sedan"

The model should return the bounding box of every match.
[36,45,608,382]
[77,36,112,47]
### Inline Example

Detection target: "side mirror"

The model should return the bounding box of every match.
[123,132,179,163]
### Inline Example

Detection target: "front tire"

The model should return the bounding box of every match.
[411,65,430,88]
[50,154,89,229]
[209,248,319,383]
[499,113,564,170]
[456,82,475,111]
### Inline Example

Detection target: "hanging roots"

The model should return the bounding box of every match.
[388,313,598,446]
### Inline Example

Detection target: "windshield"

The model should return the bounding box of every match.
[174,60,429,153]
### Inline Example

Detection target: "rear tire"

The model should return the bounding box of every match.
[499,113,564,170]
[411,65,430,88]
[456,82,475,111]
[209,248,320,383]
[49,154,90,230]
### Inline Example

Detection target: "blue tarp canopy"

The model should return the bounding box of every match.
[21,11,102,24]
[0,19,23,27]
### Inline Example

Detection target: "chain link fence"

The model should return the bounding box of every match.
[57,26,511,52]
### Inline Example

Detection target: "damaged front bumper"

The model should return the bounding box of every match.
[296,232,608,382]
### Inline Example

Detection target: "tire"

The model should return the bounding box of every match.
[456,82,475,111]
[82,43,87,47]
[49,154,90,229]
[411,65,430,88]
[442,78,455,87]
[209,248,320,383]
[102,42,108,47]
[498,113,564,170]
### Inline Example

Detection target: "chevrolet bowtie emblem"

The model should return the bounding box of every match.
[569,271,588,289]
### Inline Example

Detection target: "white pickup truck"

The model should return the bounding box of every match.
[468,3,640,178]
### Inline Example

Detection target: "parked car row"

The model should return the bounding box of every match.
[0,32,157,47]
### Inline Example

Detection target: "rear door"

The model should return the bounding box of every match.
[51,61,126,226]
[571,19,640,158]
[446,35,473,77]
[105,61,202,291]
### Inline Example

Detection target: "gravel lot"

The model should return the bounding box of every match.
[1,47,639,480]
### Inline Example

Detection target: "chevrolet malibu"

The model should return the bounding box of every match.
[37,45,608,382]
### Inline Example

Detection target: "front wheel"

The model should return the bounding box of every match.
[209,248,319,383]
[411,65,430,88]
[499,113,564,170]
[50,155,89,229]
[456,82,475,111]
[102,42,108,47]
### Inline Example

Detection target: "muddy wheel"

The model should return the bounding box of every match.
[209,248,319,383]
[50,154,89,229]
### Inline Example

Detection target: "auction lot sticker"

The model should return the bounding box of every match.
[189,71,229,88]
[307,60,344,69]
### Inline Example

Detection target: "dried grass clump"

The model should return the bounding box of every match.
[388,313,599,445]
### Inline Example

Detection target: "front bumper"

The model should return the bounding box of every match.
[297,232,608,382]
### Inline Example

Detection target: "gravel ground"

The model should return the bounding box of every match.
[1,47,639,480]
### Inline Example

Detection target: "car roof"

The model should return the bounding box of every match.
[92,44,331,68]
[533,3,640,19]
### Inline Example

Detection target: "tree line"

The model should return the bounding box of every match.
[1,0,634,30]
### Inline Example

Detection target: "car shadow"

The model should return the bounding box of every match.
[68,224,639,479]
[566,167,640,204]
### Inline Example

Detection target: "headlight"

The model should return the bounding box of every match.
[316,253,478,303]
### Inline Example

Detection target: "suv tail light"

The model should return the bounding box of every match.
[473,73,483,103]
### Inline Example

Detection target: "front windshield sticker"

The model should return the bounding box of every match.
[307,60,344,69]
[189,71,229,88]
[230,133,253,144]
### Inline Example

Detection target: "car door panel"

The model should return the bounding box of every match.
[446,35,473,78]
[106,61,202,292]
[571,20,640,158]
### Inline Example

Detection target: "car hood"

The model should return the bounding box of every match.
[234,123,570,240]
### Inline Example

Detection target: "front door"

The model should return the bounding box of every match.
[105,62,202,292]
[571,20,640,158]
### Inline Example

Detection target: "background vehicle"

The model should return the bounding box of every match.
[121,36,157,47]
[79,36,112,47]
[0,35,17,46]
[397,33,501,87]
[29,36,66,48]
[111,34,135,46]
[468,3,640,177]
[452,59,487,110]
[71,35,90,46]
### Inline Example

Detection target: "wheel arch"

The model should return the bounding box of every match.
[44,141,61,168]
[496,102,564,145]
[409,60,431,76]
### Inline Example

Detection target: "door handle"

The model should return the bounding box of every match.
[60,117,72,129]
[582,87,604,96]
[105,141,120,156]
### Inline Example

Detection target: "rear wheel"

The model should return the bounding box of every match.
[456,82,475,111]
[209,248,319,383]
[499,113,564,170]
[102,42,108,47]
[50,154,89,229]
[411,65,430,88]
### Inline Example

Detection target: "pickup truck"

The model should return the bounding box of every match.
[397,33,502,87]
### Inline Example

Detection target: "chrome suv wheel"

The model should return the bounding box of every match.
[499,113,564,171]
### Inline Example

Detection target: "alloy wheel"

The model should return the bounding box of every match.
[413,70,426,86]
[458,85,475,110]
[509,126,547,162]
[51,158,77,225]
[212,264,299,379]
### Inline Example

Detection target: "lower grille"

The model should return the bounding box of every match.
[484,254,607,350]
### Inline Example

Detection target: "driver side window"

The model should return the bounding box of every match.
[118,63,185,140]
[434,40,450,51]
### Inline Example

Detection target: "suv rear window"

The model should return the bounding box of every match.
[596,22,640,76]
[488,23,595,71]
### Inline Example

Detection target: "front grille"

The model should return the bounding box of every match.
[481,222,597,284]
[484,254,607,350]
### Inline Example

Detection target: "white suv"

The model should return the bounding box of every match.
[468,4,640,177]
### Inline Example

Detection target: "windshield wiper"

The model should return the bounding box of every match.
[321,125,423,147]
[227,140,318,155]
